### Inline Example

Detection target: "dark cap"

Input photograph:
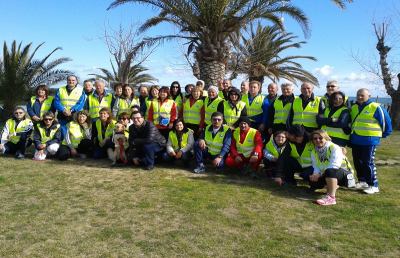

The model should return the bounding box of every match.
[287,125,306,137]
[228,87,241,97]
[238,116,251,125]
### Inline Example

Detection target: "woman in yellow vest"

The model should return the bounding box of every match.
[162,119,194,167]
[26,84,54,123]
[170,81,184,115]
[113,84,140,117]
[145,85,159,119]
[92,107,115,159]
[263,131,287,176]
[58,110,93,160]
[309,130,355,206]
[317,91,351,147]
[204,86,223,125]
[0,107,33,159]
[217,87,247,129]
[32,111,62,161]
[181,86,204,139]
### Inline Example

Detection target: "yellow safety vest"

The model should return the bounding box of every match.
[289,142,313,168]
[321,107,350,140]
[204,97,223,125]
[350,102,382,137]
[62,121,85,148]
[312,143,354,174]
[173,95,183,114]
[224,101,246,127]
[292,97,320,128]
[168,129,193,151]
[117,97,140,116]
[59,86,83,111]
[88,93,113,119]
[30,96,54,118]
[204,124,230,155]
[218,91,225,99]
[152,99,174,126]
[95,119,116,142]
[273,97,295,125]
[264,137,285,159]
[242,94,265,118]
[6,118,32,144]
[37,124,60,144]
[183,98,204,124]
[233,127,257,158]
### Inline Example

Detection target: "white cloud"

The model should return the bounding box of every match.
[314,65,334,77]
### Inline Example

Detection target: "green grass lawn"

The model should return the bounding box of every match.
[1,134,399,257]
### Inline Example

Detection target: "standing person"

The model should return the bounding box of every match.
[113,84,140,117]
[220,79,231,100]
[193,111,232,173]
[217,87,247,129]
[350,88,392,194]
[32,111,61,161]
[138,85,149,116]
[263,131,287,176]
[288,82,324,133]
[266,83,279,102]
[170,81,184,115]
[181,86,205,138]
[184,84,194,99]
[225,116,263,175]
[83,80,94,95]
[196,80,208,98]
[147,86,177,139]
[204,86,224,126]
[27,84,55,123]
[113,83,123,99]
[321,80,348,107]
[240,81,249,95]
[128,111,166,170]
[0,107,33,159]
[317,91,351,147]
[54,75,85,136]
[85,79,114,121]
[92,107,115,159]
[58,110,93,160]
[268,83,295,134]
[145,85,159,119]
[241,81,270,131]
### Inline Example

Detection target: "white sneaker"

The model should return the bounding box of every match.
[355,182,369,189]
[363,186,380,194]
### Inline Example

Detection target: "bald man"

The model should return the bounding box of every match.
[350,88,392,194]
[266,83,279,102]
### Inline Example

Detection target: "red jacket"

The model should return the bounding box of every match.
[229,128,263,159]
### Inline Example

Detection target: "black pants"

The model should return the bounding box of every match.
[274,155,313,184]
[3,134,29,155]
[303,168,350,189]
[58,139,94,160]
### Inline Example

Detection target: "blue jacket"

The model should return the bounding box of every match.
[26,97,55,118]
[246,94,270,126]
[54,85,86,113]
[350,99,392,146]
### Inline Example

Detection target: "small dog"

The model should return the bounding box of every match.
[112,123,129,165]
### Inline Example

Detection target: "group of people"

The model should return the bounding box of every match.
[0,76,392,206]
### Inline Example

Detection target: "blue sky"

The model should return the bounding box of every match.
[1,0,399,97]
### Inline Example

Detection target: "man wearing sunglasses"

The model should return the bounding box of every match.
[321,80,349,107]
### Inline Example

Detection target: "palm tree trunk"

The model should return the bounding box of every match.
[199,61,225,89]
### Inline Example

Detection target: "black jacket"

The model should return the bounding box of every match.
[129,121,166,147]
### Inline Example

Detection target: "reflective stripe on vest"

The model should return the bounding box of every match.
[62,121,84,148]
[88,93,113,118]
[350,102,382,137]
[289,142,313,168]
[273,97,294,125]
[6,119,32,144]
[95,119,116,142]
[321,106,350,140]
[204,97,223,125]
[224,101,246,127]
[38,124,60,144]
[264,137,284,159]
[59,86,83,111]
[152,99,174,126]
[242,94,264,118]
[117,97,140,116]
[31,96,54,118]
[204,124,230,155]
[292,97,320,128]
[168,129,193,151]
[183,98,204,124]
[233,127,257,158]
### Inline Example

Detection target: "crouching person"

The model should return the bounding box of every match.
[92,107,115,159]
[193,112,231,173]
[310,130,355,206]
[0,107,33,159]
[163,119,194,167]
[263,131,287,176]
[58,110,93,160]
[128,111,166,170]
[33,111,61,160]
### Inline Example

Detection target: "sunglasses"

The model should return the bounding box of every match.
[312,137,323,141]
[44,118,53,121]
[212,118,222,121]
[326,85,336,88]
[14,112,24,115]
[172,86,179,88]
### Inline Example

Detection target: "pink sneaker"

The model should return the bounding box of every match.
[315,195,336,206]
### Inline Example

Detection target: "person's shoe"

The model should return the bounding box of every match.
[355,181,369,190]
[15,153,25,159]
[79,154,87,159]
[193,165,206,174]
[363,186,379,194]
[315,195,336,206]
[144,165,154,171]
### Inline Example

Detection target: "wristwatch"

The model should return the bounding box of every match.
[252,152,259,157]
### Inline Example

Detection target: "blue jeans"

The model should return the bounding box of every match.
[137,143,164,167]
[162,151,192,166]
[193,142,224,168]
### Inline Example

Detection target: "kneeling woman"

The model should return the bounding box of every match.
[92,107,115,159]
[33,111,62,160]
[163,119,194,167]
[263,131,287,175]
[309,130,355,206]
[58,110,93,160]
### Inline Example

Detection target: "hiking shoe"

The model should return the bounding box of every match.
[355,181,369,190]
[15,153,25,159]
[315,195,336,206]
[363,186,379,194]
[143,165,154,171]
[193,165,206,174]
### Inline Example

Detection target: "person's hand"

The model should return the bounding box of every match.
[267,128,273,135]
[309,173,320,182]
[331,118,338,122]
[258,123,265,132]
[212,156,222,167]
[168,123,173,129]
[38,149,45,155]
[63,109,71,117]
[168,151,176,157]
[132,158,140,165]
[32,116,41,122]
[38,144,46,150]
[99,140,105,148]
[0,144,4,152]
[70,148,78,156]
[234,156,243,164]
[198,139,206,150]
[175,151,183,159]
[273,177,284,186]
[249,155,259,164]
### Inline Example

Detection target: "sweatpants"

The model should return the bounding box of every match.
[351,144,378,187]
[225,153,262,171]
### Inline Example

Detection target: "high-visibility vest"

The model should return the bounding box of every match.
[273,97,295,125]
[350,102,382,137]
[5,118,32,144]
[312,142,354,175]
[218,91,225,99]
[321,107,350,140]
[168,129,193,151]
[242,94,265,118]
[183,98,204,124]
[59,86,83,111]
[151,99,174,126]
[264,137,285,159]
[30,96,54,118]
[292,97,320,128]
[37,124,60,144]
[224,101,246,127]
[62,121,85,148]
[233,127,257,158]
[289,142,313,168]
[95,119,116,142]
[204,97,223,125]
[117,97,140,116]
[204,124,230,155]
[173,95,183,114]
[88,93,113,119]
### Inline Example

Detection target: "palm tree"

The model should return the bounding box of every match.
[108,0,310,88]
[0,40,71,119]
[229,24,318,86]
[331,0,353,9]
